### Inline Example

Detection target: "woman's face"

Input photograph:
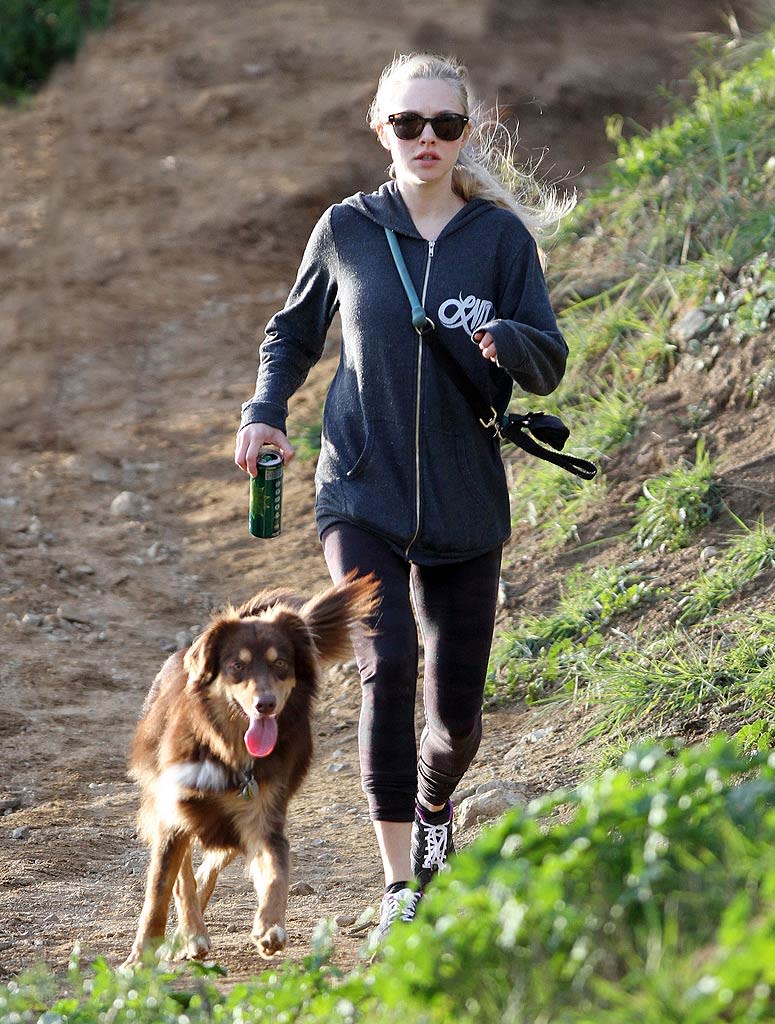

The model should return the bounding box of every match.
[376,77,471,189]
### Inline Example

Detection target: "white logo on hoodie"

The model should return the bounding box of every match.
[437,293,495,335]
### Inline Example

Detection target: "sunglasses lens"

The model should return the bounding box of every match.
[391,114,425,140]
[432,114,466,141]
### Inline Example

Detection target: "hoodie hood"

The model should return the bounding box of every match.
[341,180,492,238]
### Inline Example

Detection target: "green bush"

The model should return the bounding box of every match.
[0,0,113,101]
[4,740,775,1023]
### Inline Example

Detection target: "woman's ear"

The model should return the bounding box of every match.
[375,122,392,152]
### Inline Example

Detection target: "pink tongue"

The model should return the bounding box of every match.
[244,715,278,758]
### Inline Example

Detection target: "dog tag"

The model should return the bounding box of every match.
[240,778,258,800]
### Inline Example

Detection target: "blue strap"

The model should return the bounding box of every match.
[384,227,433,331]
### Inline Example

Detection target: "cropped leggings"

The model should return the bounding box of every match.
[322,521,502,822]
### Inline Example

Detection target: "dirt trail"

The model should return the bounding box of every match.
[0,0,761,981]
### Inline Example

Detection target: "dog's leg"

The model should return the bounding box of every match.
[124,829,189,966]
[195,848,237,913]
[169,846,211,961]
[247,830,290,958]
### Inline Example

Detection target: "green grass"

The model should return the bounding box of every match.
[631,440,720,553]
[6,740,775,1023]
[678,515,775,624]
[488,562,661,702]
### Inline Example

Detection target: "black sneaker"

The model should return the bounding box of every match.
[374,886,422,943]
[411,799,454,889]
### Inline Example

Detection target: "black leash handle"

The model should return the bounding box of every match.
[501,415,598,480]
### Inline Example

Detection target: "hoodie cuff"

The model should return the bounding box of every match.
[470,318,524,371]
[238,400,287,434]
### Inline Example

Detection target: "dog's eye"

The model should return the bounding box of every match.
[228,661,245,675]
[273,658,289,676]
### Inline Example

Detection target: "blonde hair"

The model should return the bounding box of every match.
[368,52,575,245]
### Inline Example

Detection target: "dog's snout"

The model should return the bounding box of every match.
[253,694,277,716]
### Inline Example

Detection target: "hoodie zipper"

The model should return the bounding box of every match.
[405,239,435,558]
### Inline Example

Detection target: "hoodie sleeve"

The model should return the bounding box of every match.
[476,236,567,397]
[239,207,339,432]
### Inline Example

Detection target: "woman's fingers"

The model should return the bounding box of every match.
[235,424,295,476]
[473,329,498,363]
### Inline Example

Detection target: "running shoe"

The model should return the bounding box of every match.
[411,799,454,890]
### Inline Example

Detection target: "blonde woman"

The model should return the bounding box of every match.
[236,53,572,939]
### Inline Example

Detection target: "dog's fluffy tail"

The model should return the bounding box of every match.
[301,570,380,664]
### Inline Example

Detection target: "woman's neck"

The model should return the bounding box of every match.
[397,178,465,239]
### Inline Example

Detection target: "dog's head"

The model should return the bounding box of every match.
[183,573,380,759]
[183,608,317,758]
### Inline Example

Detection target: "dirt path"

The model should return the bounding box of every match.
[0,0,760,981]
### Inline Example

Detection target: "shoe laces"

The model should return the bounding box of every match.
[421,822,450,870]
[381,887,420,928]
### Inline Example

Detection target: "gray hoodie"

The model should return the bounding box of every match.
[240,180,567,564]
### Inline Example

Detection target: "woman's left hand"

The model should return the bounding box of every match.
[473,329,497,363]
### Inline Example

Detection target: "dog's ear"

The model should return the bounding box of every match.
[300,571,380,664]
[183,616,238,687]
[236,588,303,618]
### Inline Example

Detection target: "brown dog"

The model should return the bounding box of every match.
[123,571,378,966]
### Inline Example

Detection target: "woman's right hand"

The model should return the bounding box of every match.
[234,423,295,476]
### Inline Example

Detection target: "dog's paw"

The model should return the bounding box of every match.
[252,924,287,958]
[168,932,212,961]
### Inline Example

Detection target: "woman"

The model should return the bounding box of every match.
[235,53,572,938]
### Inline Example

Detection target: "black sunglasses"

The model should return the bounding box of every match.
[387,111,469,142]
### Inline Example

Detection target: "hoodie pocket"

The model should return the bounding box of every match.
[345,426,373,479]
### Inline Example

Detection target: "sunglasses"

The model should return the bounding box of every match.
[387,111,469,142]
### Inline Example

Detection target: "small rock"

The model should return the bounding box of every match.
[457,785,525,829]
[525,727,554,744]
[21,613,42,628]
[670,308,707,344]
[334,914,356,928]
[110,491,152,518]
[147,541,173,562]
[0,797,22,813]
[327,763,346,773]
[73,564,95,576]
[503,743,522,762]
[11,827,29,840]
[289,881,315,897]
[700,545,719,561]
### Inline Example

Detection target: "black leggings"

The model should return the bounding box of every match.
[322,521,502,822]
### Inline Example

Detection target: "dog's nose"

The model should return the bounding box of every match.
[253,694,277,716]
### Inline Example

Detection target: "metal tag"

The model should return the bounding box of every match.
[240,778,258,801]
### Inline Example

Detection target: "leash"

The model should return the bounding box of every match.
[384,227,597,480]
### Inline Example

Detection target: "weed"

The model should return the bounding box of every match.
[581,614,775,738]
[631,439,720,552]
[488,562,661,701]
[678,515,775,624]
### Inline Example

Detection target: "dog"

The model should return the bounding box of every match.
[123,570,378,966]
